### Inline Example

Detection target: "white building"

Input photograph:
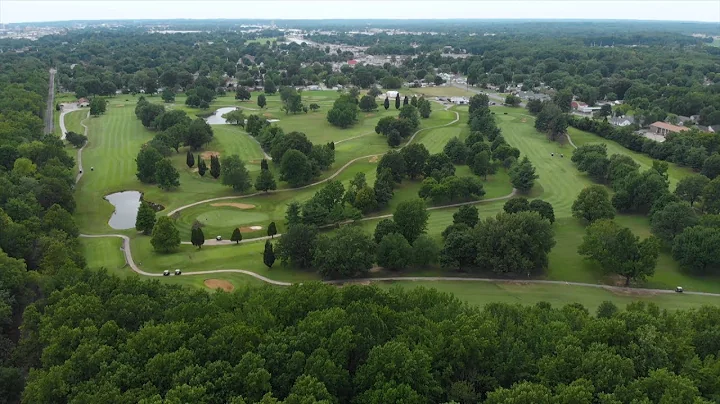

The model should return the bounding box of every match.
[450,96,469,105]
[385,91,399,99]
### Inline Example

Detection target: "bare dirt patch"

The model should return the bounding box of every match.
[115,104,125,108]
[211,202,256,209]
[368,156,379,163]
[240,225,263,233]
[201,151,220,160]
[365,113,376,118]
[263,113,273,118]
[204,279,234,292]
[521,118,527,123]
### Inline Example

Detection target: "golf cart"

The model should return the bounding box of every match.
[175,269,182,276]
[675,286,683,293]
[163,270,170,276]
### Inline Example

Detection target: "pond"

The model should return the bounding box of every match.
[105,191,142,230]
[205,107,239,125]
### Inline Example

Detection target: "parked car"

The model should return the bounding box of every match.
[163,270,170,276]
[175,269,182,276]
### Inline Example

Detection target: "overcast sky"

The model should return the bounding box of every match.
[2,1,720,24]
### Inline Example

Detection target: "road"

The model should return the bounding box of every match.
[450,82,527,107]
[43,68,56,134]
[67,101,718,297]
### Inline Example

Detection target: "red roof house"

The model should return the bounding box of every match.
[347,59,358,66]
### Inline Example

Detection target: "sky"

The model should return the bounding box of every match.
[1,0,719,24]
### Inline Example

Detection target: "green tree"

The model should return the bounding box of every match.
[280,149,313,187]
[257,94,267,109]
[377,150,407,183]
[383,97,390,110]
[186,150,195,168]
[398,104,420,132]
[135,201,156,235]
[264,80,277,94]
[89,97,107,116]
[529,199,555,223]
[504,197,530,214]
[453,205,479,227]
[579,219,660,286]
[231,227,243,244]
[267,222,277,238]
[235,86,251,101]
[376,233,412,270]
[702,153,720,179]
[650,202,698,244]
[255,167,277,192]
[470,150,492,179]
[412,234,439,266]
[161,89,175,103]
[672,226,720,274]
[222,109,246,125]
[263,240,275,268]
[572,185,615,223]
[210,155,221,179]
[185,118,214,150]
[373,218,401,243]
[703,177,720,214]
[220,155,251,192]
[475,211,556,275]
[373,168,395,207]
[286,202,302,228]
[191,226,205,249]
[504,94,522,106]
[359,95,378,112]
[395,93,401,109]
[417,97,432,118]
[155,159,180,190]
[151,216,181,253]
[276,223,318,268]
[313,226,375,278]
[197,156,207,176]
[136,146,163,183]
[443,137,468,164]
[509,156,538,192]
[400,143,430,179]
[393,199,429,243]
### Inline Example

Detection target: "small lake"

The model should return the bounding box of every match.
[205,107,238,125]
[106,191,142,230]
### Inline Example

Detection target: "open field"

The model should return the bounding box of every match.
[404,86,477,98]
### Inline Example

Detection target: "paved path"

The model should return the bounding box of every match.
[60,105,90,184]
[44,68,56,134]
[69,104,715,298]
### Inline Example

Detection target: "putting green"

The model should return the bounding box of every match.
[196,209,269,227]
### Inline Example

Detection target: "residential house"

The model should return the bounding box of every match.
[571,101,588,110]
[675,115,693,126]
[649,121,689,136]
[609,116,635,127]
[77,98,90,107]
[450,96,469,105]
[697,125,720,133]
[347,59,358,67]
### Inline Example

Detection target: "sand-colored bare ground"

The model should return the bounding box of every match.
[368,156,379,163]
[204,279,234,292]
[240,226,263,232]
[201,151,220,159]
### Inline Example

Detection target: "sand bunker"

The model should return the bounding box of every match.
[210,202,256,209]
[204,279,234,292]
[201,151,220,159]
[368,156,379,163]
[521,118,527,123]
[240,225,263,232]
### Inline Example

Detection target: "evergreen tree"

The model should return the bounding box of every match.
[410,95,418,107]
[509,156,538,192]
[231,227,242,244]
[403,95,409,106]
[255,167,277,192]
[186,150,195,168]
[151,216,181,253]
[197,156,207,176]
[395,94,401,109]
[191,227,205,249]
[384,97,390,110]
[135,201,156,235]
[210,155,221,179]
[263,240,276,268]
[260,158,269,170]
[267,221,277,238]
[257,93,267,108]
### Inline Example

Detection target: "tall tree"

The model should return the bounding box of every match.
[263,240,276,268]
[136,146,163,183]
[403,95,409,106]
[267,222,277,238]
[235,86,251,101]
[151,216,181,253]
[650,202,698,244]
[280,149,314,187]
[255,167,277,192]
[579,219,660,286]
[393,199,429,243]
[186,150,195,168]
[313,226,376,278]
[210,155,221,179]
[401,143,430,179]
[376,233,413,270]
[220,154,252,192]
[191,226,205,249]
[453,205,479,227]
[395,93,401,110]
[276,223,318,268]
[135,201,156,235]
[155,159,180,190]
[257,94,267,109]
[231,227,242,244]
[197,156,207,176]
[359,95,378,112]
[509,156,538,192]
[674,174,709,207]
[383,97,390,110]
[572,185,615,223]
[185,118,214,150]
